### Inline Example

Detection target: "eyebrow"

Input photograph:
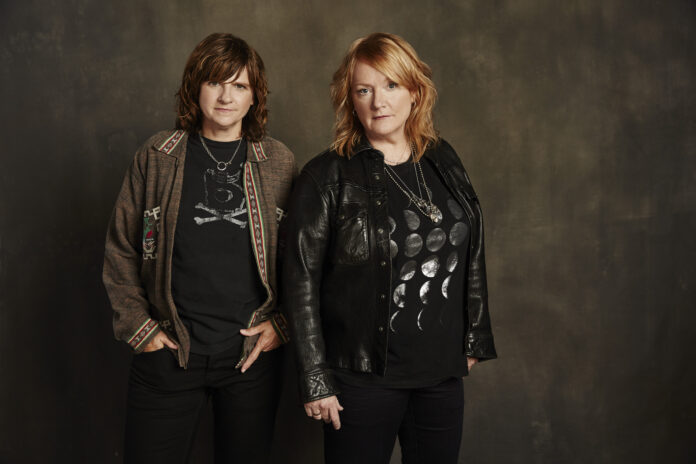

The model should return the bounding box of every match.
[227,75,249,82]
[212,78,250,87]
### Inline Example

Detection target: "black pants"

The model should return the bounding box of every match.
[324,377,464,464]
[124,346,282,464]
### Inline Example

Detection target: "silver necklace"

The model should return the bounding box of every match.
[384,152,442,223]
[199,135,243,171]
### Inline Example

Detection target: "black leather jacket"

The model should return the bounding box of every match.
[283,139,497,403]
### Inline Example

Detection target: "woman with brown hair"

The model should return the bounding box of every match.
[283,32,497,463]
[103,33,296,463]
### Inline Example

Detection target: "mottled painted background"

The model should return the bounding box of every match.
[1,0,694,462]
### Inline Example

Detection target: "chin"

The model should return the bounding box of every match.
[216,119,240,127]
[369,127,399,138]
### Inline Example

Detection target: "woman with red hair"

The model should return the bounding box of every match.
[283,32,497,463]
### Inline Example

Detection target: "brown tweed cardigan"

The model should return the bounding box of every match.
[103,130,297,368]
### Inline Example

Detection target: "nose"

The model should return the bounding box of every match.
[218,83,234,103]
[371,89,386,110]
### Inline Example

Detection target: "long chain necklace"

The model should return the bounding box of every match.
[384,150,443,223]
[199,134,242,171]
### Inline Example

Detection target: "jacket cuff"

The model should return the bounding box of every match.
[270,312,290,344]
[465,332,497,361]
[299,370,338,403]
[128,318,160,353]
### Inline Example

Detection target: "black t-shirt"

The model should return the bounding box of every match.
[171,134,266,355]
[335,157,470,388]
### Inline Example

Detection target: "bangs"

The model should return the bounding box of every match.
[202,58,246,85]
[198,38,253,85]
[355,44,416,90]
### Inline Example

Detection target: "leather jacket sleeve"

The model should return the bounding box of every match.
[464,194,497,360]
[442,142,496,361]
[282,167,339,403]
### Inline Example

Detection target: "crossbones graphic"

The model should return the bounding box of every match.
[194,199,248,227]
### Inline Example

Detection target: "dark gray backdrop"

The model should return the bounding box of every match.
[1,0,694,463]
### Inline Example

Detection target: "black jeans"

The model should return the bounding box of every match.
[124,346,282,464]
[324,377,464,464]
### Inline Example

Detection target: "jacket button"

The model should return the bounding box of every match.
[375,200,382,206]
[380,294,386,300]
[374,174,381,180]
[377,228,384,235]
[380,260,386,266]
[378,326,384,332]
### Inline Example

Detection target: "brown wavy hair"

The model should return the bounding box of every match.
[175,33,268,141]
[330,32,438,160]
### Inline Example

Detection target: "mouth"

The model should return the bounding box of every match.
[215,108,236,112]
[373,115,391,120]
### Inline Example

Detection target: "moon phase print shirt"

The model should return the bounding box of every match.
[336,156,471,388]
[171,134,266,356]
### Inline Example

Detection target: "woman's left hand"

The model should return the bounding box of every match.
[239,321,281,373]
[467,357,478,370]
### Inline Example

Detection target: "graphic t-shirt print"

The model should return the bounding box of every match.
[388,197,468,333]
[194,165,247,228]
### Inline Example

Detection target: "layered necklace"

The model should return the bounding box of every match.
[199,134,243,171]
[384,146,442,224]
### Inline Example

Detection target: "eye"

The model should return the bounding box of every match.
[235,83,247,90]
[356,88,370,96]
[207,81,220,87]
[387,82,398,89]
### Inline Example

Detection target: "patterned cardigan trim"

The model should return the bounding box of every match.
[251,141,268,161]
[127,318,159,350]
[243,142,290,344]
[270,313,290,344]
[243,162,269,286]
[157,130,185,154]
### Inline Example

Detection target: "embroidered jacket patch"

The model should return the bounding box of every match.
[143,206,161,260]
[276,207,287,224]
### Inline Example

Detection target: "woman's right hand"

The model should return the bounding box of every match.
[142,331,178,352]
[304,395,344,430]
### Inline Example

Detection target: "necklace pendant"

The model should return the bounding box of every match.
[429,205,443,224]
[216,161,228,171]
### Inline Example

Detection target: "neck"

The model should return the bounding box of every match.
[201,122,242,142]
[368,135,410,165]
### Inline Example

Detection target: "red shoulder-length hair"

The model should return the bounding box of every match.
[330,33,438,160]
